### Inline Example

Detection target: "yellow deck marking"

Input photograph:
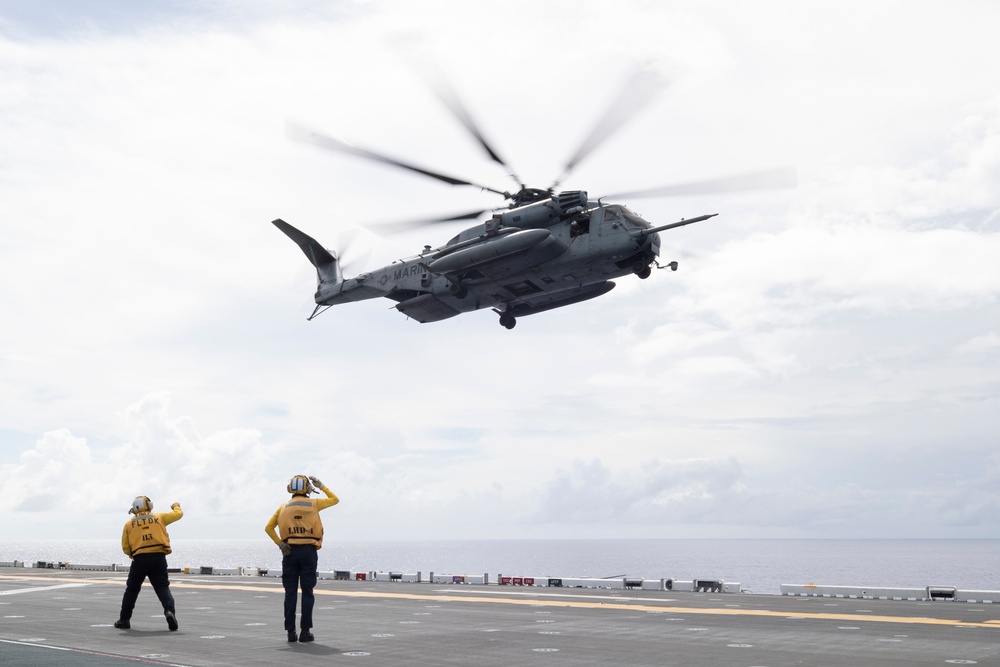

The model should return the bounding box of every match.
[3,573,998,630]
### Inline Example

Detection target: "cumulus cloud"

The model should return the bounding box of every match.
[6,429,109,512]
[0,394,280,536]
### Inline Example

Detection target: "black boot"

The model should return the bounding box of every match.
[299,629,314,642]
[287,630,298,642]
[165,609,178,631]
[113,619,130,629]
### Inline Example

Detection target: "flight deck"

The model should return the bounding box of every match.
[2,568,999,666]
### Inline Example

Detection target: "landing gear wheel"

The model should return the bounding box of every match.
[499,313,516,329]
[632,261,652,279]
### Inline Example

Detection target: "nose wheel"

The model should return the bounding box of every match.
[632,261,652,279]
[499,313,516,329]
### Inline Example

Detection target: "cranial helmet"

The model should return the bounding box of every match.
[287,475,313,496]
[130,496,153,514]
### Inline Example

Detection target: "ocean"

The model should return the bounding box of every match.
[2,539,997,595]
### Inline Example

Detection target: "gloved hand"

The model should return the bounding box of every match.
[279,541,292,556]
[171,502,181,510]
[309,476,323,489]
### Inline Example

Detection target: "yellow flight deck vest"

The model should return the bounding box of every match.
[125,512,172,556]
[277,497,325,548]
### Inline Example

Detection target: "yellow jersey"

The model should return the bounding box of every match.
[265,486,339,550]
[121,505,183,557]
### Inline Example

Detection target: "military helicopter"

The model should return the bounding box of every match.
[273,67,794,329]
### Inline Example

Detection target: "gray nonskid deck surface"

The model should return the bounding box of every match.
[2,570,999,666]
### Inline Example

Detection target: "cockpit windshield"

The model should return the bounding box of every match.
[619,206,648,229]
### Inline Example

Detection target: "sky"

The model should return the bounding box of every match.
[1,0,998,544]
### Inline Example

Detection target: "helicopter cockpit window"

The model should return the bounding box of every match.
[603,207,621,222]
[619,206,647,229]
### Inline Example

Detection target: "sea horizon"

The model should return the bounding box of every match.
[3,537,998,596]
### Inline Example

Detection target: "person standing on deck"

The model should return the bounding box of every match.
[115,495,183,631]
[265,474,339,643]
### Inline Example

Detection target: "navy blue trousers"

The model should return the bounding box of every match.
[119,553,174,620]
[282,545,318,631]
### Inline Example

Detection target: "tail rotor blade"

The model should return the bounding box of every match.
[336,228,374,274]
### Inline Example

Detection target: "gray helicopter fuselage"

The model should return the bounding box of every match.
[321,200,660,322]
[272,186,713,328]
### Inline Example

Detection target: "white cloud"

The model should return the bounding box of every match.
[531,454,1000,537]
[956,332,1000,355]
[0,394,280,536]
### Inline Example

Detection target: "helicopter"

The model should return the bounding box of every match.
[273,66,794,330]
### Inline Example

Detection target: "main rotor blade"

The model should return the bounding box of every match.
[604,167,798,199]
[420,66,523,188]
[287,122,507,197]
[553,66,667,189]
[366,208,492,235]
[392,38,522,189]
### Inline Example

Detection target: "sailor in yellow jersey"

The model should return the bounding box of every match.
[265,474,339,643]
[114,495,183,631]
